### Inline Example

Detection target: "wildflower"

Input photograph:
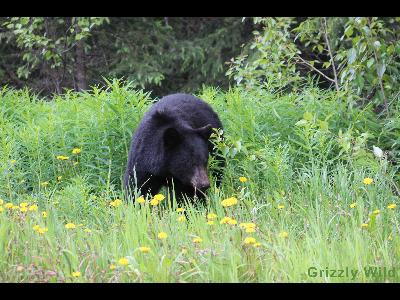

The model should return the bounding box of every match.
[57,176,62,181]
[33,225,40,232]
[42,212,48,218]
[239,177,248,183]
[157,232,168,240]
[207,220,215,225]
[10,159,17,164]
[20,202,28,208]
[38,227,48,234]
[363,177,373,185]
[77,223,84,227]
[228,218,237,225]
[150,198,159,206]
[138,246,150,253]
[153,194,165,202]
[176,207,185,213]
[29,204,38,211]
[372,209,380,215]
[279,231,289,238]
[207,213,217,220]
[245,227,256,233]
[221,197,238,207]
[193,237,202,244]
[239,222,256,230]
[0,207,3,213]
[0,199,4,205]
[118,257,129,266]
[277,204,285,210]
[84,228,92,233]
[361,223,369,228]
[5,203,13,209]
[177,215,186,222]
[388,203,397,209]
[109,264,116,270]
[65,223,76,229]
[110,199,122,207]
[40,181,49,187]
[350,203,357,209]
[72,148,81,155]
[136,196,145,204]
[20,206,28,213]
[220,216,233,224]
[56,155,69,161]
[253,242,262,248]
[71,271,81,277]
[244,237,257,245]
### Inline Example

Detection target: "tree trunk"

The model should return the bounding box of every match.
[74,23,88,91]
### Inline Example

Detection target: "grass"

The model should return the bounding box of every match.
[0,80,399,282]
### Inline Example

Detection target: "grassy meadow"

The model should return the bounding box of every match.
[0,80,399,282]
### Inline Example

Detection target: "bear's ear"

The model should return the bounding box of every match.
[153,109,174,124]
[195,124,213,140]
[164,127,182,148]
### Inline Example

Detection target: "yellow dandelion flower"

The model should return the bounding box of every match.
[228,218,237,225]
[42,211,48,218]
[153,194,165,202]
[0,207,3,213]
[245,227,256,233]
[221,197,238,207]
[207,220,215,225]
[57,176,62,181]
[118,257,129,266]
[279,231,289,238]
[244,237,257,245]
[77,223,84,227]
[56,155,69,161]
[220,216,233,224]
[157,232,168,240]
[0,199,4,205]
[5,203,13,209]
[239,222,256,229]
[207,213,217,220]
[350,203,357,209]
[109,264,116,270]
[40,181,49,187]
[136,196,145,204]
[33,225,40,232]
[29,204,38,211]
[177,215,186,222]
[150,198,159,206]
[138,246,150,253]
[277,204,285,210]
[110,199,122,207]
[361,223,369,228]
[84,228,92,233]
[65,223,76,229]
[38,227,48,234]
[10,159,17,164]
[388,203,397,209]
[239,177,248,183]
[20,202,28,208]
[176,207,185,213]
[193,237,203,244]
[372,209,380,215]
[71,271,81,277]
[253,242,262,248]
[363,177,373,185]
[72,148,81,154]
[20,206,28,213]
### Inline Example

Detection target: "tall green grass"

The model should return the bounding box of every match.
[0,80,399,282]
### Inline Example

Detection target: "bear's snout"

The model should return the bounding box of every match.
[191,166,210,191]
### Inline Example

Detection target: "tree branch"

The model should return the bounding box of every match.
[323,17,339,92]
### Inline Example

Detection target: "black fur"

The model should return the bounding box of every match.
[124,93,224,200]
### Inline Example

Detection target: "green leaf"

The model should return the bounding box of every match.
[348,48,357,64]
[377,64,386,79]
[366,57,374,68]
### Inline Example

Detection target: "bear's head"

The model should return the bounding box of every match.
[154,109,213,196]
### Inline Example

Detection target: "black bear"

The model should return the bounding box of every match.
[124,93,224,200]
